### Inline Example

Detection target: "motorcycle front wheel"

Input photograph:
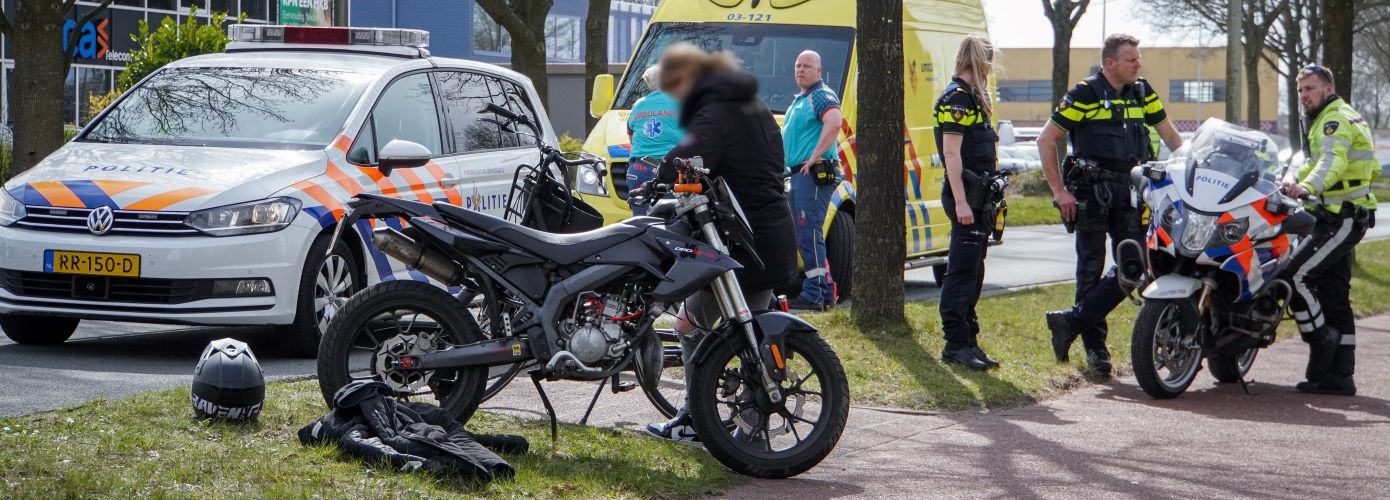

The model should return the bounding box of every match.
[317,280,488,422]
[1131,298,1204,399]
[687,332,850,479]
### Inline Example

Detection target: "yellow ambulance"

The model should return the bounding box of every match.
[578,0,993,298]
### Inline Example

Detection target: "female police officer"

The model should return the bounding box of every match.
[934,34,1001,371]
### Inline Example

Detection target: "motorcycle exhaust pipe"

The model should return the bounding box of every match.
[1115,239,1148,293]
[371,227,464,284]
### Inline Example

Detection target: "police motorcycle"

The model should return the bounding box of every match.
[1117,118,1316,399]
[315,102,849,479]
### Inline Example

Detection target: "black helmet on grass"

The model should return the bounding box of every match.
[191,338,265,420]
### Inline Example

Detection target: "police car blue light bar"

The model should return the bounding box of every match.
[226,24,429,49]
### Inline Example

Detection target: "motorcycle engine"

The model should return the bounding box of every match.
[560,292,637,365]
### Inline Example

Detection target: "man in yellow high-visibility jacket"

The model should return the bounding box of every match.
[1282,63,1379,396]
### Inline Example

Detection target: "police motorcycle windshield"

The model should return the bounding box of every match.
[1157,118,1282,256]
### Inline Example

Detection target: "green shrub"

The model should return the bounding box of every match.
[1010,169,1052,197]
[118,6,245,91]
[63,125,80,143]
[558,133,585,153]
[0,142,10,182]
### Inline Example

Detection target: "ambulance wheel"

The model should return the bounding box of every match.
[0,315,79,345]
[279,233,360,358]
[825,213,854,302]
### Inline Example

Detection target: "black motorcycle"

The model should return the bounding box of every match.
[316,103,849,479]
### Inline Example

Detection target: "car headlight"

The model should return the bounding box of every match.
[574,163,608,197]
[1178,212,1218,253]
[186,197,301,236]
[0,189,26,226]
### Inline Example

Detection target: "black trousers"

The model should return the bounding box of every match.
[940,193,991,348]
[1285,211,1368,377]
[1068,180,1144,352]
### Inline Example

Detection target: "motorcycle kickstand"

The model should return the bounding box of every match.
[529,370,559,442]
[1238,376,1257,396]
[578,375,637,426]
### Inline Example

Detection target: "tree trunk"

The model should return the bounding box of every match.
[1050,27,1072,106]
[512,12,549,110]
[851,0,905,328]
[1244,52,1262,129]
[1321,0,1353,100]
[1226,0,1242,123]
[584,0,611,131]
[10,1,70,174]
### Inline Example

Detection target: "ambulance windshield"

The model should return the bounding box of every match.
[613,22,854,113]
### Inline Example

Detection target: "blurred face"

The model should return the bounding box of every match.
[1103,44,1142,85]
[794,52,822,90]
[1297,75,1335,115]
[667,72,696,100]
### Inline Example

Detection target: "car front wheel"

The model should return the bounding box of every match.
[278,232,360,358]
[0,314,80,345]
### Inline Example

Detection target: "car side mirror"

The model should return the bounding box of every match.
[378,139,432,176]
[589,74,614,118]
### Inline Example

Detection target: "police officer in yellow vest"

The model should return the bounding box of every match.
[1039,34,1184,375]
[1281,64,1379,396]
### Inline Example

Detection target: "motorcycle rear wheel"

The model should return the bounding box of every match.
[317,280,488,423]
[1132,298,1203,399]
[688,332,850,479]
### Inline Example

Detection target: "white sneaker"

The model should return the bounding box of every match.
[645,417,702,447]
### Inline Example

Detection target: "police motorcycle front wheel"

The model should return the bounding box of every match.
[1131,298,1204,399]
[317,280,488,423]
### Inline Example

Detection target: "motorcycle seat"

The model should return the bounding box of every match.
[434,203,646,264]
[1284,211,1316,237]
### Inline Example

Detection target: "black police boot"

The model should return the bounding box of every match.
[1296,374,1356,396]
[1301,328,1339,383]
[1045,311,1078,362]
[1086,349,1113,376]
[942,343,989,371]
[971,343,1001,369]
[788,296,828,312]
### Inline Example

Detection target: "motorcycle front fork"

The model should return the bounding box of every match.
[696,206,784,404]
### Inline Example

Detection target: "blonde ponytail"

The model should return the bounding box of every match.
[953,34,998,119]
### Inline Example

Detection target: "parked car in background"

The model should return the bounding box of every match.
[998,145,1041,171]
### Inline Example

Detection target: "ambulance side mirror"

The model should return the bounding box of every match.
[378,139,432,176]
[590,74,615,118]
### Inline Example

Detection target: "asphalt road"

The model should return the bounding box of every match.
[1,204,1386,417]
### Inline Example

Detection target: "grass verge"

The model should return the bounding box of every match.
[0,380,739,498]
[809,238,1390,412]
[1004,195,1062,227]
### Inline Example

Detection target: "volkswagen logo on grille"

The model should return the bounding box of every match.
[87,206,115,235]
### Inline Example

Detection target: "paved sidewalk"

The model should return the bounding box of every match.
[484,315,1390,498]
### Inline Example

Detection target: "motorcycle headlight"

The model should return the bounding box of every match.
[186,197,301,236]
[1178,212,1218,253]
[0,189,26,226]
[1218,217,1249,245]
[574,163,608,197]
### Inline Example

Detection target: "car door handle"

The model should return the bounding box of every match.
[440,175,462,188]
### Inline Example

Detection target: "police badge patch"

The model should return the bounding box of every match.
[951,104,966,121]
[1058,96,1072,110]
[1324,121,1339,135]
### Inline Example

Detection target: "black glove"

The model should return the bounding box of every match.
[628,180,652,201]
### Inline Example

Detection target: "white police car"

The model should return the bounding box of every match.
[0,25,555,355]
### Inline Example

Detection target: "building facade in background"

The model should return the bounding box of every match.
[0,0,345,126]
[996,47,1280,133]
[349,0,654,137]
[349,0,653,65]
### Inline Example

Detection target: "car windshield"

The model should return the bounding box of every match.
[82,67,374,149]
[613,22,855,113]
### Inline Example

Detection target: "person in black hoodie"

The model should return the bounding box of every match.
[642,42,797,444]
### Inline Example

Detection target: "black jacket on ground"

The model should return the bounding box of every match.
[298,381,527,483]
[659,70,797,292]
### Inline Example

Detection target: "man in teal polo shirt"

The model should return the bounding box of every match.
[782,50,844,311]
